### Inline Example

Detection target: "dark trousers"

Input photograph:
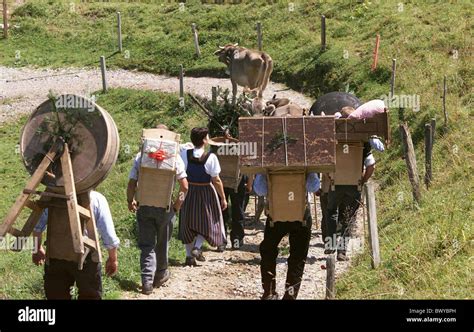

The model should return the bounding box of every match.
[137,206,175,284]
[259,208,312,300]
[326,185,361,253]
[44,257,102,300]
[223,177,246,243]
[320,192,329,241]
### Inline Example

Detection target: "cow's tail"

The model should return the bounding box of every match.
[258,53,273,98]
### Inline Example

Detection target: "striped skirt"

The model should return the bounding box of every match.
[179,183,226,247]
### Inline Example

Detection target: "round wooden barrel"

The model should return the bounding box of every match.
[20,94,120,194]
[309,92,361,116]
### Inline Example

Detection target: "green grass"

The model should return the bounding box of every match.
[0,0,472,299]
[0,89,206,299]
[337,116,474,299]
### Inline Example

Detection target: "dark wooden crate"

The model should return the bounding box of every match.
[210,137,241,191]
[335,110,390,144]
[238,116,336,173]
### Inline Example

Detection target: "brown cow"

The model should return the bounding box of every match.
[214,44,273,103]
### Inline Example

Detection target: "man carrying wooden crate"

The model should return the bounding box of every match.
[127,124,189,295]
[32,191,120,300]
[253,172,320,300]
[325,136,384,261]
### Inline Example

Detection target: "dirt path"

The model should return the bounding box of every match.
[0,66,313,124]
[1,65,364,299]
[123,195,365,300]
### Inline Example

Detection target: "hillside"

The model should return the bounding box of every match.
[0,0,472,299]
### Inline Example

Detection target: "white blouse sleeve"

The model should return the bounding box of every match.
[204,153,221,177]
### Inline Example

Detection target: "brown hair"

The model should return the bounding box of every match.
[340,106,356,118]
[191,127,209,147]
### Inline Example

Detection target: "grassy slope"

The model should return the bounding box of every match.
[0,0,472,299]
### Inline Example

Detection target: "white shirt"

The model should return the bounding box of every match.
[129,152,187,180]
[34,191,120,250]
[180,147,221,177]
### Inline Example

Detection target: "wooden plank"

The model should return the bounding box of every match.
[0,141,61,237]
[81,193,102,263]
[25,199,41,212]
[82,237,97,250]
[60,144,84,254]
[313,193,319,230]
[100,56,107,92]
[390,58,396,97]
[325,254,336,299]
[117,12,122,52]
[320,15,326,51]
[23,189,70,200]
[256,21,262,51]
[2,0,7,39]
[424,123,433,189]
[399,123,421,203]
[365,182,381,269]
[77,205,91,219]
[20,208,44,237]
[9,227,22,237]
[191,23,201,57]
[431,118,436,144]
[443,76,448,127]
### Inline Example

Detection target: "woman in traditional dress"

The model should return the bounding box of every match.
[179,127,228,266]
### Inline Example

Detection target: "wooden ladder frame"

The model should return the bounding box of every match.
[0,139,102,269]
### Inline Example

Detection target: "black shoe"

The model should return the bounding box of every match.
[142,282,153,295]
[191,247,206,261]
[216,245,226,252]
[185,256,197,267]
[261,292,279,300]
[337,251,349,261]
[324,248,336,255]
[153,269,170,288]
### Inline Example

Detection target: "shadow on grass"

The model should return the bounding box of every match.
[114,276,140,292]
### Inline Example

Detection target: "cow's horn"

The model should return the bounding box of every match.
[233,43,238,46]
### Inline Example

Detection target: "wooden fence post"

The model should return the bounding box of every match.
[321,15,326,51]
[365,182,380,269]
[390,58,397,98]
[443,75,448,127]
[191,23,201,57]
[2,0,8,39]
[431,118,436,144]
[256,22,262,51]
[179,64,185,109]
[399,123,421,204]
[371,34,380,71]
[99,56,107,93]
[117,12,123,53]
[211,86,217,105]
[325,254,335,299]
[424,123,433,189]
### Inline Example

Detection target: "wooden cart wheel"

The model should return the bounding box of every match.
[20,94,120,194]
